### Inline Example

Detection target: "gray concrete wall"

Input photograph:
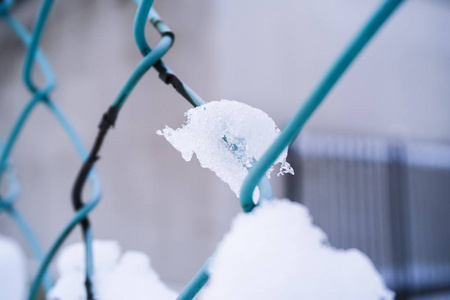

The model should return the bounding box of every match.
[0,0,449,288]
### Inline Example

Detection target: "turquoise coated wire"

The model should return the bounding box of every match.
[22,0,55,93]
[0,95,42,176]
[133,0,154,56]
[7,208,51,281]
[0,157,19,210]
[0,141,51,292]
[133,0,206,107]
[109,1,174,112]
[28,99,102,300]
[0,97,54,293]
[1,12,54,88]
[16,0,101,297]
[0,0,13,14]
[1,1,102,298]
[111,0,175,110]
[0,7,57,294]
[112,36,173,109]
[28,192,101,300]
[240,0,405,212]
[0,13,55,179]
[177,259,211,300]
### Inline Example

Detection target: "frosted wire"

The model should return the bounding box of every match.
[158,100,293,198]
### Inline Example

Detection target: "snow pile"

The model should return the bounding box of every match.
[157,100,293,197]
[48,240,177,300]
[200,199,393,300]
[0,235,26,300]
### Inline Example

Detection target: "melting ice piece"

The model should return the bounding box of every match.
[48,240,177,300]
[200,199,394,300]
[157,100,293,197]
[0,235,26,300]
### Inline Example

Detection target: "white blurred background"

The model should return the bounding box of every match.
[0,0,449,295]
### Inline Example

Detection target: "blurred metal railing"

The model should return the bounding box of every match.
[287,134,450,299]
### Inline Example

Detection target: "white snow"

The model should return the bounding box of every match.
[0,235,26,300]
[48,240,177,300]
[157,100,293,197]
[200,199,394,300]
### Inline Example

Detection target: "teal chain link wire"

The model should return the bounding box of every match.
[1,0,405,299]
[0,0,102,299]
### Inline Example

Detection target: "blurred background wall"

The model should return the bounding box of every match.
[0,0,449,297]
